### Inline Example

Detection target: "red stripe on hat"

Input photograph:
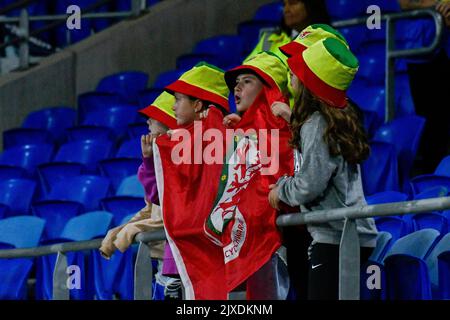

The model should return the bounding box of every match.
[138,105,178,129]
[165,80,229,112]
[279,41,307,57]
[287,54,347,108]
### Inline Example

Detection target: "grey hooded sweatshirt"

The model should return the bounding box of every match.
[277,112,378,247]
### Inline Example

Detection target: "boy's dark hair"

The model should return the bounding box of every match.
[289,86,370,165]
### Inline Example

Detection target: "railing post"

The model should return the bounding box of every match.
[53,252,69,300]
[134,241,153,300]
[18,8,29,70]
[385,16,396,123]
[339,218,360,300]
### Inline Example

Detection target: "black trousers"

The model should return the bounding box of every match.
[307,243,373,300]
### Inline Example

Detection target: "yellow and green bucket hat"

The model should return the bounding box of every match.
[280,24,348,57]
[287,37,358,109]
[165,62,230,112]
[224,51,288,94]
[138,91,177,129]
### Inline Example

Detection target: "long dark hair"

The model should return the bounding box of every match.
[289,86,370,165]
[281,0,331,34]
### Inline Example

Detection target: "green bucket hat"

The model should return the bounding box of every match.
[138,91,177,129]
[165,62,229,112]
[280,24,349,58]
[287,37,358,108]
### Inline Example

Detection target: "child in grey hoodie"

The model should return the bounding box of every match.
[268,37,378,299]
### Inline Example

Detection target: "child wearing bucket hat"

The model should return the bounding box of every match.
[100,91,182,300]
[164,62,229,127]
[268,38,379,299]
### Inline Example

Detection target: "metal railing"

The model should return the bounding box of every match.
[0,0,152,72]
[1,196,449,300]
[332,9,444,123]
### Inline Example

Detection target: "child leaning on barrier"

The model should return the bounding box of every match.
[268,37,379,300]
[99,91,181,300]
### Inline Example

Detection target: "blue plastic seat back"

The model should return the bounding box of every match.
[193,35,244,68]
[0,258,34,300]
[347,80,385,129]
[425,233,450,290]
[54,140,114,172]
[238,20,278,54]
[3,128,53,150]
[384,229,441,261]
[152,69,186,90]
[37,162,85,196]
[101,197,146,226]
[48,175,111,211]
[60,211,113,241]
[373,115,426,189]
[253,1,284,23]
[410,175,450,197]
[414,185,449,200]
[66,125,114,143]
[117,175,145,197]
[127,122,148,140]
[0,178,37,215]
[116,139,141,158]
[77,91,121,123]
[0,144,54,174]
[337,25,367,54]
[138,88,163,109]
[176,54,220,70]
[99,158,141,191]
[82,105,140,138]
[366,191,408,205]
[325,0,366,20]
[412,213,448,234]
[435,155,450,177]
[369,231,393,263]
[0,204,9,220]
[22,106,76,142]
[375,217,407,241]
[0,216,45,248]
[361,141,400,195]
[358,43,386,85]
[437,250,450,299]
[96,71,149,105]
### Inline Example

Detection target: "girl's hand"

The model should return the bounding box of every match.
[223,113,242,128]
[268,184,280,210]
[199,109,209,120]
[141,133,155,158]
[271,101,291,122]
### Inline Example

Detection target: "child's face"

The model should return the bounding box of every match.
[147,118,168,136]
[234,73,264,113]
[172,92,197,126]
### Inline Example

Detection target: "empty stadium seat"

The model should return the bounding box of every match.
[99,158,141,191]
[0,178,36,216]
[366,191,409,205]
[66,125,114,143]
[151,69,186,90]
[383,229,441,299]
[192,35,244,69]
[116,139,141,159]
[373,115,426,191]
[425,233,450,299]
[325,0,366,20]
[0,144,54,176]
[37,162,85,197]
[127,122,148,140]
[77,91,121,123]
[337,25,367,54]
[0,216,45,248]
[410,156,450,196]
[138,88,163,109]
[2,128,53,150]
[361,141,400,195]
[412,213,448,234]
[96,71,149,105]
[253,1,283,23]
[176,53,220,70]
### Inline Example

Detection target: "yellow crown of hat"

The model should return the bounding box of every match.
[138,91,177,129]
[224,51,288,93]
[287,37,358,108]
[165,62,229,112]
[280,24,349,57]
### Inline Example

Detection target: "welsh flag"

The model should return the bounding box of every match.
[154,91,293,299]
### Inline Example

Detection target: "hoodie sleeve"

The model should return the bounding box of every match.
[277,113,339,207]
[138,156,160,205]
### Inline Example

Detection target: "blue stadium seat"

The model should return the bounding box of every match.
[237,20,278,55]
[0,204,9,220]
[375,216,408,241]
[373,115,426,191]
[358,44,386,85]
[410,175,450,197]
[193,35,244,69]
[425,233,450,299]
[99,158,141,191]
[0,144,54,177]
[176,53,220,70]
[2,128,53,150]
[22,106,76,144]
[395,73,416,117]
[96,71,149,105]
[152,69,186,90]
[414,186,449,200]
[116,175,145,197]
[36,211,113,300]
[127,122,148,140]
[0,216,42,298]
[66,125,114,143]
[253,1,284,23]
[435,155,450,176]
[325,0,366,20]
[0,178,36,216]
[370,231,393,264]
[138,88,163,109]
[412,213,448,234]
[116,139,141,158]
[337,26,367,54]
[77,91,121,123]
[0,166,27,181]
[383,229,440,299]
[37,162,85,197]
[361,141,400,195]
[366,191,409,205]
